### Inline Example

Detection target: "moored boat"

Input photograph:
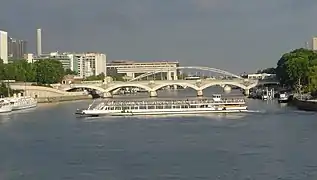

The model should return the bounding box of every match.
[0,99,13,113]
[75,94,248,117]
[278,92,289,103]
[7,96,37,111]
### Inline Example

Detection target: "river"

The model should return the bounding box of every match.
[0,88,317,180]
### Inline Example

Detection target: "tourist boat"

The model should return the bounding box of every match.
[7,96,37,111]
[75,94,248,117]
[0,99,13,113]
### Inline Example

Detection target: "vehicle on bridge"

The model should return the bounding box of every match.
[75,94,248,117]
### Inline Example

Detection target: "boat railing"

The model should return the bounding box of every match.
[98,98,245,107]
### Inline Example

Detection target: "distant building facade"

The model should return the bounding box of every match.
[30,52,107,79]
[107,60,179,80]
[76,53,107,79]
[33,52,74,70]
[8,37,27,60]
[0,30,8,64]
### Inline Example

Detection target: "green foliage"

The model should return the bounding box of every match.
[0,82,10,97]
[0,59,66,84]
[34,59,65,84]
[65,68,78,75]
[257,67,276,74]
[276,48,317,92]
[84,73,105,81]
[0,59,68,95]
[111,74,124,81]
[0,82,22,97]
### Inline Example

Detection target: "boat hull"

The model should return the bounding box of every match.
[12,103,37,111]
[278,98,289,103]
[0,106,12,113]
[76,106,248,117]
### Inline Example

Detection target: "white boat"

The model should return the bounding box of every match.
[75,94,248,117]
[261,94,268,100]
[0,99,13,113]
[7,96,37,111]
[278,92,289,103]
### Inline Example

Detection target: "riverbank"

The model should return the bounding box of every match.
[36,95,93,103]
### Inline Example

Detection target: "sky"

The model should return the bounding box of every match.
[1,0,317,73]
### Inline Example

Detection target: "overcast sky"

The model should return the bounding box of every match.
[1,0,317,73]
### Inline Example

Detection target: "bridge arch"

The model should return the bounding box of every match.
[129,66,243,82]
[152,82,199,91]
[104,83,152,93]
[65,84,107,93]
[201,82,247,91]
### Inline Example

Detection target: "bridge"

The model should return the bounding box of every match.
[127,66,244,81]
[62,79,278,98]
[8,66,279,98]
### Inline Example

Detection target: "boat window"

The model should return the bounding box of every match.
[148,105,155,109]
[156,105,163,109]
[134,106,139,110]
[115,107,121,110]
[165,105,172,109]
[181,105,188,108]
[190,105,197,108]
[174,105,181,109]
[110,107,114,110]
[140,106,146,109]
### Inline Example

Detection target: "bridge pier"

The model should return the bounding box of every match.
[149,91,158,97]
[197,90,203,97]
[223,85,232,92]
[103,92,113,98]
[244,89,250,96]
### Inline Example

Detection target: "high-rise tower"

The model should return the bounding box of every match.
[0,30,8,63]
[37,28,42,56]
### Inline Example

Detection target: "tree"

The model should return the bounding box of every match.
[257,67,276,74]
[34,59,65,85]
[276,48,317,91]
[84,73,105,81]
[65,68,78,75]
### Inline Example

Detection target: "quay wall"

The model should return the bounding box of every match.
[36,95,92,103]
[292,98,317,111]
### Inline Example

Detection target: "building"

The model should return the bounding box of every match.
[0,30,8,64]
[313,37,317,51]
[8,37,27,60]
[107,60,179,80]
[37,29,42,56]
[30,51,106,79]
[76,53,107,79]
[24,53,34,63]
[33,52,74,70]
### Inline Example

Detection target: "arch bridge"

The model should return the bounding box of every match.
[65,79,279,98]
[128,66,243,82]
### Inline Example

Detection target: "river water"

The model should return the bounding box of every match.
[0,88,317,180]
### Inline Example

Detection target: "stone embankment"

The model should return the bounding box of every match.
[36,95,93,103]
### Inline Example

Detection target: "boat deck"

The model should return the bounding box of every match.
[92,98,245,108]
